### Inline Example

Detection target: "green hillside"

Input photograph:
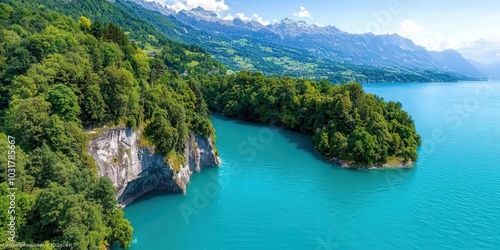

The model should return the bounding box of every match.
[0,0,221,248]
[0,0,421,249]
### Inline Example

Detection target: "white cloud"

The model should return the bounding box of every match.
[293,6,312,19]
[222,14,234,21]
[399,20,426,34]
[165,0,229,14]
[454,35,500,63]
[397,20,458,51]
[253,14,270,25]
[230,12,270,25]
[159,0,270,26]
[235,13,252,22]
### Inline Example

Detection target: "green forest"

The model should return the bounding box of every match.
[0,0,223,249]
[202,72,421,165]
[0,0,420,249]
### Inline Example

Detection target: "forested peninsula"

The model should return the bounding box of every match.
[202,72,421,166]
[0,0,420,249]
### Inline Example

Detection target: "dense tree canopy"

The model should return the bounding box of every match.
[0,0,223,248]
[202,71,421,165]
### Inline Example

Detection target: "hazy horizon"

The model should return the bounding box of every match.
[149,0,500,63]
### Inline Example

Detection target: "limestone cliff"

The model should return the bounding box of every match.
[87,126,220,206]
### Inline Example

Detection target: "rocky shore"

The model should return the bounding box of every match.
[327,157,413,169]
[87,126,220,207]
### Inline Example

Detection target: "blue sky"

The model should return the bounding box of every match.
[155,0,500,51]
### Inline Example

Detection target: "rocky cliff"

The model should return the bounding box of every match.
[87,126,220,206]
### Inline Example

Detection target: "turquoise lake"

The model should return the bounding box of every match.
[121,80,500,249]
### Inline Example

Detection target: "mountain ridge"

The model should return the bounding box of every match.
[469,60,500,77]
[456,36,500,65]
[173,7,442,68]
[429,50,484,78]
[125,0,482,82]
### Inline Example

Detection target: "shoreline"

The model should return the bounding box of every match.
[327,157,414,170]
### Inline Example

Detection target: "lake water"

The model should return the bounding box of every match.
[121,80,500,249]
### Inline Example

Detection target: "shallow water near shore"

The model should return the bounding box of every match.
[118,80,500,249]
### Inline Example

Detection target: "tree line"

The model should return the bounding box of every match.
[202,71,421,165]
[0,1,224,248]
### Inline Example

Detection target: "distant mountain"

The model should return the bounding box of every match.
[456,36,500,78]
[175,9,442,69]
[456,36,500,65]
[268,20,441,70]
[429,50,484,78]
[469,60,500,77]
[123,0,480,82]
[127,0,175,16]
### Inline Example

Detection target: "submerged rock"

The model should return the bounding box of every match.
[87,126,220,207]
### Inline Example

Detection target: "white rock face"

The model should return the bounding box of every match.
[87,126,219,206]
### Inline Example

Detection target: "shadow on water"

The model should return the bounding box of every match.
[213,111,418,191]
[215,113,420,181]
[211,112,262,126]
[212,111,417,174]
[274,127,329,163]
[125,190,181,208]
[212,112,329,163]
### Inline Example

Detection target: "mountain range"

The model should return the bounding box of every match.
[37,0,486,82]
[428,50,483,78]
[125,0,486,82]
[455,36,500,77]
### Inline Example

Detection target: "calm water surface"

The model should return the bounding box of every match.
[120,80,500,249]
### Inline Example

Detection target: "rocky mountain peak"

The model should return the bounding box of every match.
[190,6,218,18]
